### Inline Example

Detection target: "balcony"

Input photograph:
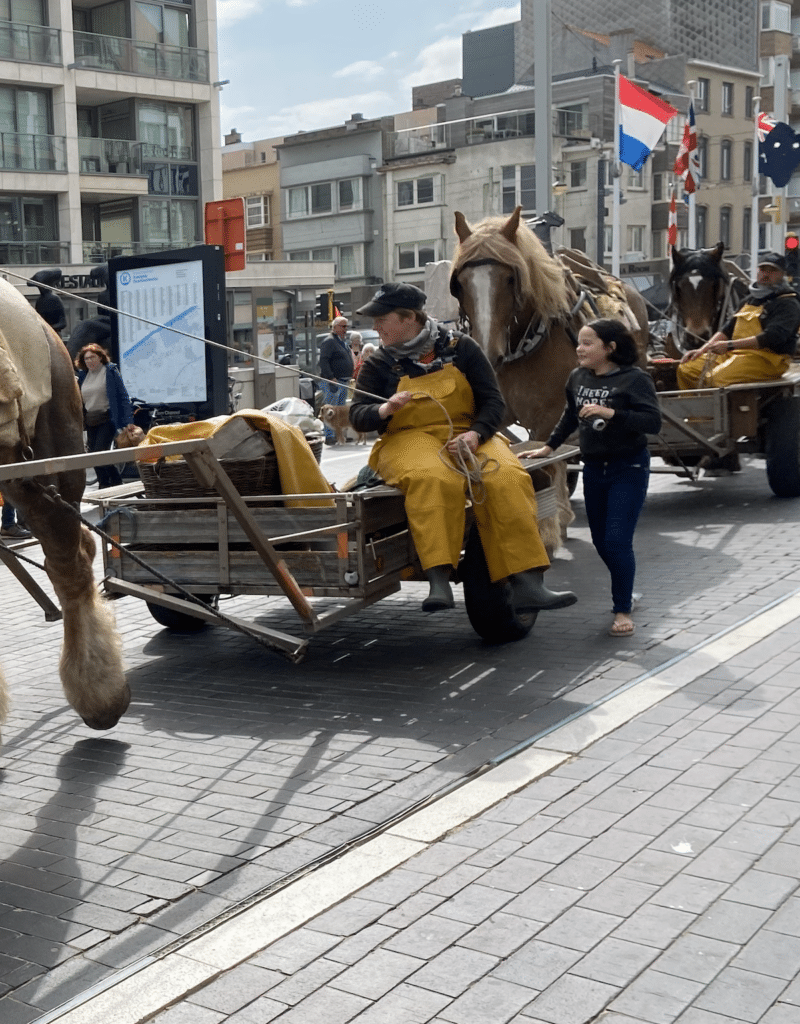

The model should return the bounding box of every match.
[0,20,60,63]
[466,111,534,144]
[390,123,453,157]
[0,241,69,265]
[81,239,198,263]
[0,132,66,171]
[72,31,209,83]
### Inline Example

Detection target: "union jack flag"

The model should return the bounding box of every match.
[757,111,777,143]
[673,103,699,194]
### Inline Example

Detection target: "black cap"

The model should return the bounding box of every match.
[356,283,427,317]
[758,252,786,270]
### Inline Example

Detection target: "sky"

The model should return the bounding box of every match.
[216,0,521,143]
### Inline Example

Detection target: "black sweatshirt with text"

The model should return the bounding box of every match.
[546,365,662,461]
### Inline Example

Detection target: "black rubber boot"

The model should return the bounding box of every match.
[508,569,577,612]
[422,565,455,613]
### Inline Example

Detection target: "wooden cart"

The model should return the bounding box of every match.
[85,419,576,662]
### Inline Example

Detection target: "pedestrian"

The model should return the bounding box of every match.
[677,252,800,389]
[74,343,136,489]
[353,342,376,381]
[520,318,661,638]
[31,268,66,336]
[350,282,577,615]
[318,316,354,445]
[1,498,31,539]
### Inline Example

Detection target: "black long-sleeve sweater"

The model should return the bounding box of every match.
[349,327,505,442]
[547,365,662,461]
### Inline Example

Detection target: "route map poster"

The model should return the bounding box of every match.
[115,259,207,404]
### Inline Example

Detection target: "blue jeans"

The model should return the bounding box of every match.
[582,450,650,614]
[1,497,15,528]
[87,420,122,489]
[318,379,349,441]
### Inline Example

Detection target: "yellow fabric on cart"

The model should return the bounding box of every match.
[138,409,334,508]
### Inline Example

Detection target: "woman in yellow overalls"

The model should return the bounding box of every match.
[349,283,577,614]
[677,253,800,389]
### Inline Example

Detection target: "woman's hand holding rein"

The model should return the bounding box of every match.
[379,390,413,420]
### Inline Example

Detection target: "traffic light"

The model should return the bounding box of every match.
[315,292,331,322]
[785,234,800,280]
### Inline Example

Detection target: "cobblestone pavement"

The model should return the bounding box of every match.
[139,600,800,1024]
[1,457,800,1021]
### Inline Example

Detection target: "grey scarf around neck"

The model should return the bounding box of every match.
[747,284,775,302]
[391,317,440,360]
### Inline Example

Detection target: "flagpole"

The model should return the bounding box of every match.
[612,58,621,278]
[751,95,761,277]
[687,81,696,248]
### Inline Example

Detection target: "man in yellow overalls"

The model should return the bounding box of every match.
[349,282,577,614]
[677,252,800,389]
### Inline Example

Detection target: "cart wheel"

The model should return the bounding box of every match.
[146,595,215,632]
[460,526,537,643]
[765,396,800,497]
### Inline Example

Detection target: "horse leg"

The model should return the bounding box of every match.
[2,332,130,731]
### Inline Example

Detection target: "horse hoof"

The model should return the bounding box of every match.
[81,684,131,730]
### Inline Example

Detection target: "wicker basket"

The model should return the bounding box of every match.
[138,453,279,499]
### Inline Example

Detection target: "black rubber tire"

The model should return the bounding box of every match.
[461,526,537,643]
[765,397,800,497]
[146,595,214,632]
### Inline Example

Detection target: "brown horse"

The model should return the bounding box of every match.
[450,206,649,440]
[0,277,129,740]
[669,242,750,351]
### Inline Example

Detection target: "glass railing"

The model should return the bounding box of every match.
[0,19,60,63]
[0,241,69,265]
[465,111,536,143]
[390,123,453,157]
[81,240,199,263]
[73,31,208,83]
[78,139,196,175]
[0,132,66,171]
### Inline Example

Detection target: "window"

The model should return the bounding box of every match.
[652,230,664,259]
[696,77,710,113]
[287,181,332,218]
[396,176,434,207]
[603,225,613,254]
[743,141,753,182]
[140,198,197,247]
[722,82,733,116]
[628,225,644,254]
[697,135,708,179]
[743,207,752,248]
[0,85,53,170]
[696,206,707,249]
[138,101,194,159]
[312,247,333,261]
[719,206,731,249]
[745,86,754,119]
[569,228,585,251]
[338,243,362,277]
[246,194,269,227]
[397,239,437,271]
[627,166,645,189]
[338,177,362,211]
[501,164,535,214]
[570,161,587,188]
[720,139,732,181]
[761,1,791,32]
[556,102,588,136]
[653,173,663,202]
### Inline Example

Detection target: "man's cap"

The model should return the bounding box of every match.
[331,315,348,327]
[758,252,786,270]
[356,283,427,317]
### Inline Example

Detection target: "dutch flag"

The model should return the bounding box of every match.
[619,75,678,172]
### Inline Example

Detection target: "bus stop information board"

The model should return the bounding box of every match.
[116,259,207,404]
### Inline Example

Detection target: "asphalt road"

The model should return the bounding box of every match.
[2,451,799,1022]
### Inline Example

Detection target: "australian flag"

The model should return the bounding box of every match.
[758,118,800,188]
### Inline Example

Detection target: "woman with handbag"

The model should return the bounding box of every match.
[75,344,135,489]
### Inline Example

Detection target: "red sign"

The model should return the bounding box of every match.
[204,198,246,272]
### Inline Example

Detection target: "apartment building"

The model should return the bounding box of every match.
[1,0,221,330]
[221,128,282,262]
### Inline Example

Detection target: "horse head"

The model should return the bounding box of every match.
[450,206,570,370]
[670,242,727,346]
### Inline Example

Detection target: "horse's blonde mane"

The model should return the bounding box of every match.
[452,215,571,322]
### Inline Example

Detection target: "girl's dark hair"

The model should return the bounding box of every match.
[586,318,639,366]
[74,343,110,370]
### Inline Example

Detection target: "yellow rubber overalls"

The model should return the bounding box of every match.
[368,362,549,582]
[677,300,792,389]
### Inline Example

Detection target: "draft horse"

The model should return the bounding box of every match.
[0,276,129,739]
[669,242,749,351]
[449,205,649,441]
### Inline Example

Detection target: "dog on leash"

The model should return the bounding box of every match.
[320,404,366,445]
